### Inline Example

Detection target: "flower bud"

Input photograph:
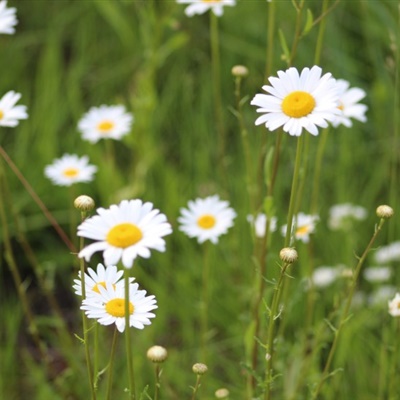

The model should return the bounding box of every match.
[74,195,95,212]
[376,205,394,219]
[231,65,249,78]
[279,247,298,264]
[192,363,208,375]
[215,388,229,398]
[146,345,168,363]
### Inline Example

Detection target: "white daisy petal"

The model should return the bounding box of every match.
[0,90,28,127]
[0,1,17,34]
[177,0,236,17]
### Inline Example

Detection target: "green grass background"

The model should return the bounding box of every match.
[0,1,399,399]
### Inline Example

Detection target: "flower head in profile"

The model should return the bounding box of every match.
[247,213,277,238]
[44,154,97,186]
[281,212,319,243]
[388,293,400,317]
[73,263,128,298]
[0,1,17,34]
[332,79,367,128]
[178,195,236,244]
[177,0,236,17]
[81,282,157,332]
[0,91,28,127]
[251,66,340,136]
[78,105,133,143]
[328,203,367,231]
[78,200,172,268]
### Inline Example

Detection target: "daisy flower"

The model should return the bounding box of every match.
[247,213,277,238]
[44,154,97,186]
[374,241,400,264]
[73,263,127,298]
[363,266,392,283]
[281,212,319,243]
[251,66,340,137]
[78,199,172,269]
[311,266,339,288]
[332,79,367,128]
[388,293,400,317]
[78,105,133,143]
[81,282,157,332]
[328,203,367,231]
[0,91,28,127]
[176,0,236,17]
[0,1,17,34]
[178,195,236,244]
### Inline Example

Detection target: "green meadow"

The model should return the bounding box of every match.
[0,1,399,399]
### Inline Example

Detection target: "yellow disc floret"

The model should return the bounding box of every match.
[105,298,134,318]
[106,223,143,248]
[197,214,216,229]
[63,168,79,177]
[97,120,115,133]
[282,91,316,118]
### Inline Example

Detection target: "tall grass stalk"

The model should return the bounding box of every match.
[124,267,136,399]
[105,327,119,400]
[200,243,211,362]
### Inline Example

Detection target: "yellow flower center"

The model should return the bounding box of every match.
[197,214,216,229]
[0,110,4,120]
[105,298,134,318]
[106,223,143,248]
[296,225,311,236]
[63,168,79,177]
[338,102,344,111]
[97,120,115,133]
[282,91,316,118]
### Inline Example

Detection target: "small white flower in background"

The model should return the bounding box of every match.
[73,263,128,297]
[328,203,367,231]
[374,241,400,264]
[281,212,319,243]
[369,285,396,307]
[78,199,172,269]
[0,1,17,34]
[78,105,133,143]
[177,0,236,17]
[178,195,236,244]
[81,282,157,332]
[44,154,97,186]
[0,91,28,127]
[247,213,277,238]
[251,66,340,137]
[388,292,400,317]
[332,79,367,128]
[311,266,340,288]
[363,266,392,283]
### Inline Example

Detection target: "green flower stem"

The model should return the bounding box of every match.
[154,364,161,400]
[200,243,211,362]
[310,128,329,213]
[79,223,97,400]
[264,261,291,400]
[106,327,119,400]
[312,217,388,399]
[191,375,203,400]
[209,12,225,171]
[264,0,276,80]
[93,322,100,389]
[284,135,304,247]
[124,267,136,399]
[288,0,306,66]
[314,0,329,65]
[0,145,76,253]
